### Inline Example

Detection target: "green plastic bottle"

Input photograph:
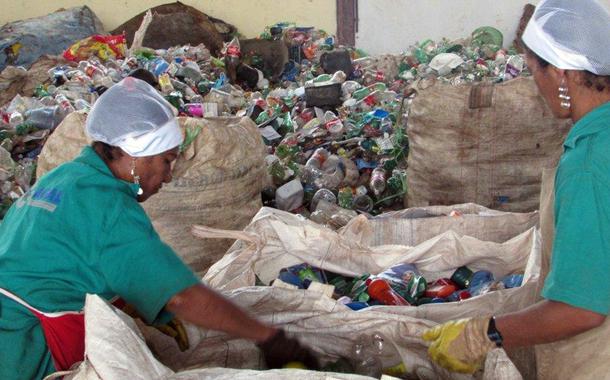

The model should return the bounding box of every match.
[338,187,354,209]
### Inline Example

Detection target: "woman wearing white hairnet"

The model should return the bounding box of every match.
[0,77,318,379]
[423,0,610,374]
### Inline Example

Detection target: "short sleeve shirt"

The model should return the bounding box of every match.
[0,146,199,380]
[542,102,610,315]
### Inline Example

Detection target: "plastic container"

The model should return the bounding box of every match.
[367,278,410,306]
[149,57,170,77]
[8,112,24,128]
[379,263,427,301]
[369,167,387,196]
[447,290,472,302]
[54,94,75,114]
[306,148,329,169]
[338,187,354,209]
[275,179,304,211]
[305,83,342,107]
[501,274,524,289]
[312,200,358,229]
[310,188,337,211]
[351,335,382,378]
[469,270,495,290]
[300,165,323,186]
[315,170,345,191]
[424,278,458,299]
[450,266,474,289]
[25,106,63,130]
[74,99,91,111]
[184,103,204,117]
[158,73,174,93]
[320,49,354,76]
[353,194,374,213]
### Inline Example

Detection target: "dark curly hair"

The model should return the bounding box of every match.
[92,141,123,161]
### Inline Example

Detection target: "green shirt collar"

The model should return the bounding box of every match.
[564,101,610,149]
[74,146,141,197]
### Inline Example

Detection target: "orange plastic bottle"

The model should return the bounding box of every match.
[367,278,410,306]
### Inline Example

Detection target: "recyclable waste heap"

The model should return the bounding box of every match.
[0,8,545,380]
[0,17,529,223]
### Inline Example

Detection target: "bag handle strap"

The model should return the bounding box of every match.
[191,225,263,251]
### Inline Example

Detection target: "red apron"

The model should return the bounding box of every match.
[0,288,87,371]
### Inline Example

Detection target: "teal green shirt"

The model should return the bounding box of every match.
[542,102,610,315]
[0,146,199,379]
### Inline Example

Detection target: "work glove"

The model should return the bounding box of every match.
[155,318,190,352]
[257,329,320,370]
[120,303,190,352]
[422,317,496,374]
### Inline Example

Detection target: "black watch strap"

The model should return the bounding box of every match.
[487,316,504,347]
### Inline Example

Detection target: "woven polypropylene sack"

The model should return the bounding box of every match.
[36,115,266,275]
[406,77,571,212]
[36,111,90,178]
[55,294,521,380]
[340,203,538,247]
[200,207,539,378]
[141,116,266,275]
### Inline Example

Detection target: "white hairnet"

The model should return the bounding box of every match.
[523,0,610,75]
[86,77,183,157]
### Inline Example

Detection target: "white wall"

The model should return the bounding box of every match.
[356,0,541,55]
[1,0,336,39]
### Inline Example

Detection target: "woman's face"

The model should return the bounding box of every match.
[135,147,179,202]
[525,53,570,118]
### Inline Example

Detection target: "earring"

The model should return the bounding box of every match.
[558,80,571,109]
[130,159,143,195]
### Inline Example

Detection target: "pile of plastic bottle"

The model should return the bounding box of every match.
[274,262,524,310]
[0,22,529,220]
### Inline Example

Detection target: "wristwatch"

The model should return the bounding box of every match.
[487,316,504,347]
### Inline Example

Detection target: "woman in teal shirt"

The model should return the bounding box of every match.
[423,0,610,374]
[0,77,317,379]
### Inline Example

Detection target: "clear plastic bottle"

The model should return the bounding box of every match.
[74,99,91,112]
[315,155,345,190]
[313,200,358,229]
[25,106,62,130]
[310,188,337,211]
[353,194,374,213]
[370,167,387,196]
[8,112,24,128]
[351,335,382,378]
[300,165,323,186]
[54,94,75,114]
[306,148,330,169]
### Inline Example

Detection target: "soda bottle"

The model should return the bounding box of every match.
[369,168,387,196]
[74,99,91,112]
[24,106,62,130]
[338,187,354,209]
[148,57,170,77]
[367,278,410,306]
[351,335,382,378]
[9,112,24,128]
[54,94,75,114]
[184,103,203,118]
[353,194,374,213]
[310,188,336,211]
[306,148,329,169]
[158,73,174,94]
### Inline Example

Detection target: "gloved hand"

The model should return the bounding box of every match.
[155,318,190,352]
[257,329,320,370]
[119,302,190,352]
[422,317,496,374]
